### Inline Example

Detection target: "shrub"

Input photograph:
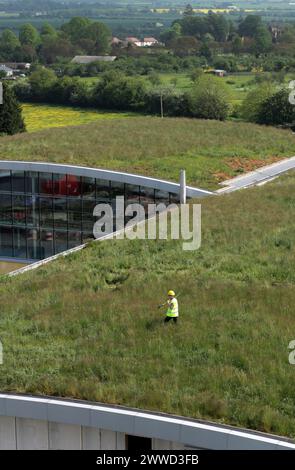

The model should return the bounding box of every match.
[240,83,275,123]
[257,89,295,125]
[186,75,229,120]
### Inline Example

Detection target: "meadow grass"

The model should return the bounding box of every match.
[1,174,295,437]
[1,117,295,189]
[22,103,133,132]
[146,72,255,104]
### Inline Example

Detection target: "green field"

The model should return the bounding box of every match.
[22,103,133,132]
[1,117,294,189]
[1,173,295,437]
[79,72,270,108]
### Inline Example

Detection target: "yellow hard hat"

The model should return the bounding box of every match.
[168,290,175,296]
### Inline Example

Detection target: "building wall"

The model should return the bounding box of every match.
[0,169,179,260]
[0,394,294,450]
[0,416,185,450]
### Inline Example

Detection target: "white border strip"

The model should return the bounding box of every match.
[0,394,294,450]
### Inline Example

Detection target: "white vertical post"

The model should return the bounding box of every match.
[179,169,186,204]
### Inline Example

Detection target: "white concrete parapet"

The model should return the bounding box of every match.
[0,161,213,199]
[0,394,294,450]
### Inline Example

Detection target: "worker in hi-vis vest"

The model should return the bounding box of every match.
[159,290,179,324]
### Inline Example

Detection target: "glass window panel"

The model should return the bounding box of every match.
[25,172,39,194]
[82,232,94,243]
[96,179,110,202]
[0,226,13,257]
[13,227,27,258]
[39,173,53,195]
[67,174,81,197]
[27,228,40,260]
[54,230,68,254]
[40,230,54,258]
[140,186,155,204]
[68,198,82,230]
[26,195,39,227]
[39,197,53,228]
[52,174,80,197]
[82,177,95,199]
[110,181,125,200]
[0,194,12,224]
[12,171,25,193]
[139,186,155,213]
[82,199,97,232]
[53,197,68,230]
[68,231,82,249]
[12,195,26,226]
[169,192,179,204]
[0,170,11,192]
[125,184,140,205]
[155,189,170,204]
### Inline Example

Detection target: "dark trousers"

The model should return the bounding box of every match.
[164,316,178,324]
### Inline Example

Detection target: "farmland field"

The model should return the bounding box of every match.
[21,103,133,132]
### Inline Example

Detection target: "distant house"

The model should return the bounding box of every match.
[0,62,31,70]
[71,56,117,64]
[125,36,159,47]
[0,65,13,77]
[143,37,159,47]
[112,37,124,46]
[125,37,142,47]
[211,69,227,77]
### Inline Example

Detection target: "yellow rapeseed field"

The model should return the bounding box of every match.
[22,103,133,132]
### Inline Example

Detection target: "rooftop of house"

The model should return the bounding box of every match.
[71,56,117,64]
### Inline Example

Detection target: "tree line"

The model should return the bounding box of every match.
[2,12,295,67]
[0,17,111,63]
[1,68,295,136]
[13,66,295,127]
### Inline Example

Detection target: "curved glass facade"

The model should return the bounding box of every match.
[0,170,178,260]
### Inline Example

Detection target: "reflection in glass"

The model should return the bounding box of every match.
[55,230,68,254]
[39,173,53,195]
[27,228,40,259]
[40,230,54,258]
[0,194,12,224]
[26,195,39,227]
[13,227,27,258]
[25,172,39,194]
[12,195,26,226]
[0,170,174,259]
[82,199,97,232]
[40,197,53,228]
[82,177,95,199]
[68,231,82,249]
[0,170,11,192]
[54,197,68,230]
[0,226,13,256]
[96,179,110,203]
[12,171,25,193]
[68,198,82,230]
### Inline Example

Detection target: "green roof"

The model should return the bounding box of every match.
[0,117,294,189]
[1,173,295,438]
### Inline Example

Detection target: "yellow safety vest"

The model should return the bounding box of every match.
[166,298,179,317]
